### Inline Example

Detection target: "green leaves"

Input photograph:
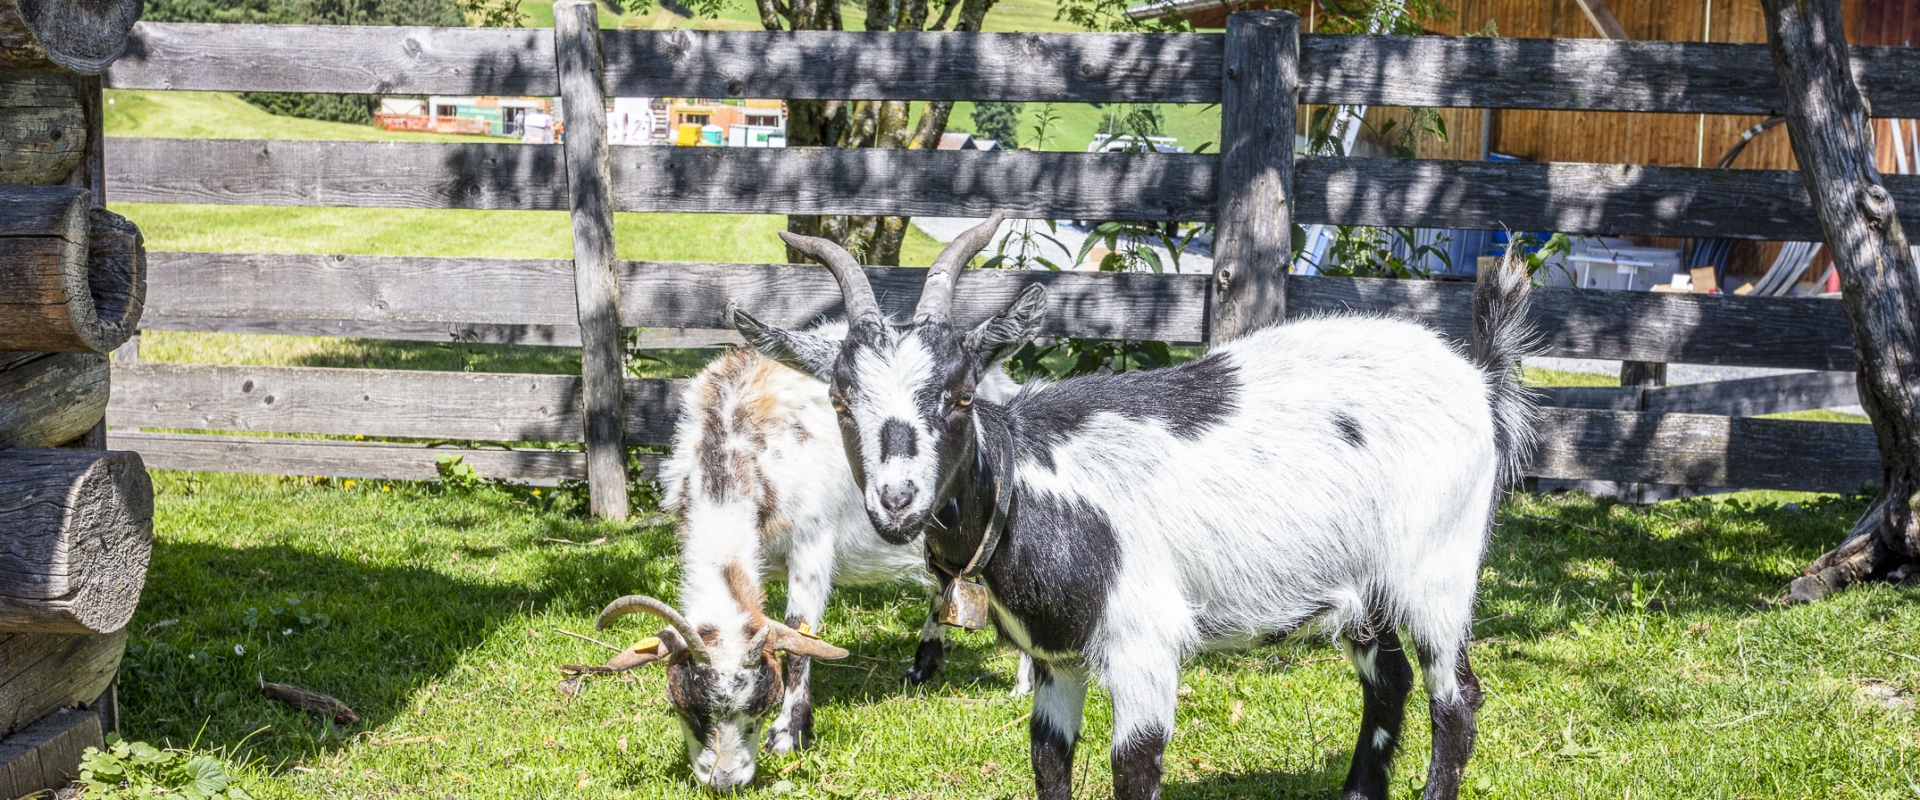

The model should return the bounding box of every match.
[79,735,251,800]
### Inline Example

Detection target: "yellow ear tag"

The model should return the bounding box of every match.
[631,636,662,653]
[794,623,823,640]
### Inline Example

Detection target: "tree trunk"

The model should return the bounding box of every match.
[1762,0,1920,601]
[766,0,992,268]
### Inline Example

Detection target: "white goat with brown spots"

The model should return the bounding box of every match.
[570,320,1030,790]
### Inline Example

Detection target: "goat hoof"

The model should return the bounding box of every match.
[902,663,940,685]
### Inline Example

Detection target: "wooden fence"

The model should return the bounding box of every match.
[100,15,1901,513]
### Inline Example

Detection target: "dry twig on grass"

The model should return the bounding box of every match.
[259,675,359,724]
[554,628,622,652]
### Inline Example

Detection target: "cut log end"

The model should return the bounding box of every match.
[83,207,148,347]
[0,0,146,74]
[0,187,147,354]
[0,448,154,635]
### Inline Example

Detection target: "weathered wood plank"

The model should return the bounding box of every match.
[1643,371,1859,417]
[0,449,152,635]
[139,315,587,346]
[1291,275,1855,371]
[1303,36,1920,117]
[600,29,1221,103]
[557,0,627,520]
[0,352,108,448]
[105,139,570,211]
[1536,386,1644,411]
[1209,11,1297,342]
[134,314,740,350]
[1531,407,1879,492]
[105,371,1880,493]
[136,252,1855,367]
[0,707,103,798]
[625,261,1214,344]
[107,364,684,445]
[102,432,660,486]
[107,22,555,95]
[606,147,1216,220]
[104,139,1920,237]
[101,24,1920,116]
[0,629,122,739]
[137,252,1215,344]
[1295,158,1920,243]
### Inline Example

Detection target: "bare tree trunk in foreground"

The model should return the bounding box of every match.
[1763,0,1920,601]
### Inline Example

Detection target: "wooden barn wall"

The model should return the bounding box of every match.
[1295,0,1917,279]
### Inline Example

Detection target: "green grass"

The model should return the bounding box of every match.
[113,203,944,264]
[101,22,1913,798]
[105,90,478,143]
[121,473,1919,799]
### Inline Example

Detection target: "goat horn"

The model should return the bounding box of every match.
[915,212,1006,322]
[594,595,710,665]
[778,229,881,322]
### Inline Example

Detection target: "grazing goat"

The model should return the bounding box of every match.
[570,323,1031,791]
[731,215,1537,800]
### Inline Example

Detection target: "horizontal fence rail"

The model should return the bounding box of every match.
[106,23,1920,115]
[139,252,1857,370]
[103,363,1878,493]
[103,431,611,485]
[108,363,680,445]
[106,140,1920,238]
[1541,371,1860,416]
[1530,408,1876,493]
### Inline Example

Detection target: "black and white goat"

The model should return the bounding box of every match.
[571,319,1031,790]
[731,214,1537,800]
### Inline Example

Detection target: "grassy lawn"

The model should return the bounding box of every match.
[95,11,1911,798]
[121,472,1918,799]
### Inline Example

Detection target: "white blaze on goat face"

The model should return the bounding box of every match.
[829,322,976,541]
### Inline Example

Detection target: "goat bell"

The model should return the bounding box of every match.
[938,579,991,631]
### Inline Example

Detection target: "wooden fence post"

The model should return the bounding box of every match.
[1209,10,1298,342]
[555,1,628,521]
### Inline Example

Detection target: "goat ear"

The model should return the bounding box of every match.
[767,621,850,660]
[730,304,839,381]
[966,284,1048,370]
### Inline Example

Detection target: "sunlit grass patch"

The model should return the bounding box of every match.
[124,472,1919,799]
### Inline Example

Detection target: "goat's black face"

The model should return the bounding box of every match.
[733,285,1048,543]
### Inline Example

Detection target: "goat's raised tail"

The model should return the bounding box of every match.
[1469,242,1539,490]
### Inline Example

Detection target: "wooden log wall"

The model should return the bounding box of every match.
[1,0,149,796]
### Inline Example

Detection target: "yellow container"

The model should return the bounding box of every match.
[675,123,701,146]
